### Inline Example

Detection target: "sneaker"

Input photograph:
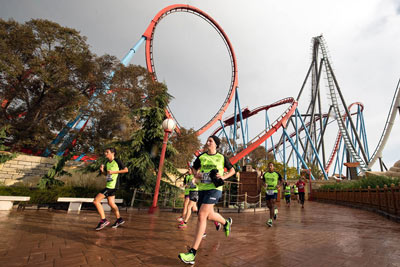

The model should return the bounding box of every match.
[224,218,232,237]
[177,216,184,222]
[178,221,187,228]
[95,219,110,230]
[214,221,221,231]
[202,233,207,238]
[111,218,125,228]
[274,208,278,220]
[178,252,195,265]
[267,219,273,227]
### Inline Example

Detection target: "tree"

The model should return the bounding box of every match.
[247,145,267,168]
[219,137,235,158]
[169,127,201,168]
[0,19,101,151]
[75,64,163,155]
[110,83,180,191]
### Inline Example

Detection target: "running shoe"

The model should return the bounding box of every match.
[111,218,125,228]
[267,219,273,227]
[214,221,221,231]
[224,217,232,237]
[274,208,278,220]
[178,221,187,228]
[177,216,184,222]
[178,252,195,265]
[95,219,110,230]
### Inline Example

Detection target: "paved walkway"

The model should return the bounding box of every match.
[0,201,399,267]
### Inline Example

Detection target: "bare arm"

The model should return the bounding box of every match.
[218,167,236,180]
[108,167,128,175]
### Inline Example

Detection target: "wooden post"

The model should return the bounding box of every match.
[228,183,231,208]
[384,185,389,213]
[377,185,381,211]
[367,186,371,206]
[391,184,397,216]
[334,188,337,203]
[244,192,248,209]
[163,189,169,207]
[223,191,227,208]
[130,188,137,207]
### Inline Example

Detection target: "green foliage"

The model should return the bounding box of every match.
[247,146,267,168]
[85,81,180,191]
[38,155,71,189]
[306,162,323,179]
[169,128,201,167]
[0,19,98,151]
[319,175,400,190]
[0,125,17,164]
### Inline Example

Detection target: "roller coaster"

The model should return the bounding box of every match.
[44,4,400,178]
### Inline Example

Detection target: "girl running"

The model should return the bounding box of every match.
[178,135,235,265]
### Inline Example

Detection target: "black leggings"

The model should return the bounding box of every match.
[299,192,305,204]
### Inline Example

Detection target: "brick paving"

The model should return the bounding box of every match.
[0,201,399,266]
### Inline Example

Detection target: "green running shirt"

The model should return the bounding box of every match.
[104,159,125,189]
[193,152,233,191]
[263,171,283,193]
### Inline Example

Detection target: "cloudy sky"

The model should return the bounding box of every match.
[1,0,399,171]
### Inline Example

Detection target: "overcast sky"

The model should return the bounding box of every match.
[1,0,399,171]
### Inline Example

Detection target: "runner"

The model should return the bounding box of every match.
[178,168,194,223]
[284,181,291,207]
[94,148,128,230]
[296,173,307,208]
[178,167,198,228]
[293,183,299,203]
[178,135,235,265]
[260,162,283,227]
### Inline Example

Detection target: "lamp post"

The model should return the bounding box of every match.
[149,118,176,213]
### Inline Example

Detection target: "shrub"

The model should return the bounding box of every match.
[319,175,400,190]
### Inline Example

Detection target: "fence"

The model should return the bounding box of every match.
[312,184,400,218]
[128,188,266,211]
[129,189,183,208]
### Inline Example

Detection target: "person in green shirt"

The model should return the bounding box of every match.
[260,162,283,227]
[178,167,199,228]
[293,184,299,203]
[283,181,291,207]
[94,148,128,230]
[178,135,236,265]
[178,168,193,223]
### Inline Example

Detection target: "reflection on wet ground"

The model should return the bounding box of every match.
[0,201,399,266]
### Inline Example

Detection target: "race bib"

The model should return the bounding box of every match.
[201,172,212,184]
[266,189,275,196]
[106,174,113,182]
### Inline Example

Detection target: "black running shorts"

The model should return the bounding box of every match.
[189,191,199,202]
[100,188,116,197]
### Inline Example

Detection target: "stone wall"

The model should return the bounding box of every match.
[0,155,56,185]
[366,160,400,178]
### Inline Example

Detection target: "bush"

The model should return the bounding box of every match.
[319,175,400,190]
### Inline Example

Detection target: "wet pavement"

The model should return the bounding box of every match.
[0,201,399,267]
